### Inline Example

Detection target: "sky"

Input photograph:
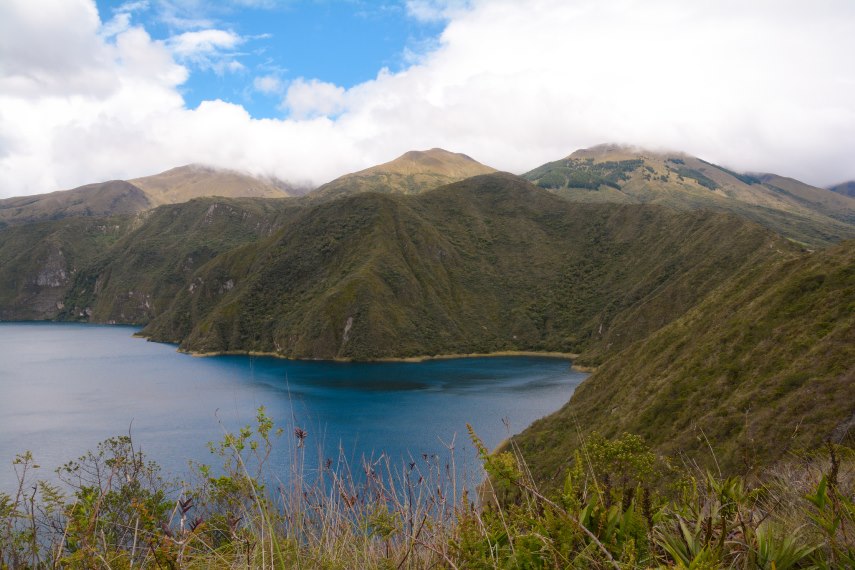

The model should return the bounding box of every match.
[1,0,854,198]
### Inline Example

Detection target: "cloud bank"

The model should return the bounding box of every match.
[1,0,854,197]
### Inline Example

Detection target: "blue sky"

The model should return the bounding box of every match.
[95,0,445,118]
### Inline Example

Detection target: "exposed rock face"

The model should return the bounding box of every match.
[33,248,69,288]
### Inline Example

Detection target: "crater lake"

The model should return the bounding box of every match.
[0,322,586,491]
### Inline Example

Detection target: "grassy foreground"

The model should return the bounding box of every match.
[1,409,852,569]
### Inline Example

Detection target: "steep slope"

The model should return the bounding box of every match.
[0,181,151,228]
[311,148,496,200]
[0,218,128,319]
[523,144,855,246]
[514,240,854,484]
[59,197,304,324]
[129,164,299,205]
[134,173,793,361]
[829,180,855,198]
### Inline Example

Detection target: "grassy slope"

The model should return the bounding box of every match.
[514,239,855,485]
[129,164,298,205]
[0,181,151,227]
[139,174,791,362]
[523,148,855,247]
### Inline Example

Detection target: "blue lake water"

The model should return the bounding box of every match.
[0,322,585,491]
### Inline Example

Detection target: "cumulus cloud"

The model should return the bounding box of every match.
[283,79,347,119]
[1,0,854,197]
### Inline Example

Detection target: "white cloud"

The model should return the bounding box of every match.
[167,29,246,73]
[1,0,855,198]
[253,74,284,95]
[283,79,347,119]
[101,12,133,38]
[168,29,242,57]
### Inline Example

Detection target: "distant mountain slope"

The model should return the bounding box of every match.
[0,165,298,228]
[129,164,298,206]
[829,180,855,198]
[514,239,854,484]
[0,217,129,319]
[523,144,855,246]
[57,197,303,324]
[311,148,496,199]
[120,173,793,361]
[0,181,151,228]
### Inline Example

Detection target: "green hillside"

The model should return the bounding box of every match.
[523,145,855,247]
[514,239,855,485]
[0,217,128,319]
[136,174,792,361]
[59,197,303,324]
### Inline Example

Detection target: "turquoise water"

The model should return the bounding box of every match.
[0,322,585,490]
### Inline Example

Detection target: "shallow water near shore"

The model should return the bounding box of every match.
[0,322,586,491]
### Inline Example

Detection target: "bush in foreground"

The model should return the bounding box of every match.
[0,408,852,568]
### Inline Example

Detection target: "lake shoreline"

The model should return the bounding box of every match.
[176,347,580,363]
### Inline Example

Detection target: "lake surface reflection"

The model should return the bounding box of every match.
[0,323,585,491]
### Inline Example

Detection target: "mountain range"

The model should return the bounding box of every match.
[0,144,852,482]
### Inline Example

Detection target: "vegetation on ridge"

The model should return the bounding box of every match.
[134,173,791,362]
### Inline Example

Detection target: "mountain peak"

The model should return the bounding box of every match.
[129,164,295,205]
[524,144,855,246]
[567,143,689,163]
[312,148,497,199]
[366,148,495,178]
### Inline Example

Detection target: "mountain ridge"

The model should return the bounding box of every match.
[129,164,300,205]
[829,180,855,198]
[524,144,855,246]
[113,173,796,361]
[0,165,298,227]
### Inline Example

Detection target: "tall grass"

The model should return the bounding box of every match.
[0,408,851,568]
